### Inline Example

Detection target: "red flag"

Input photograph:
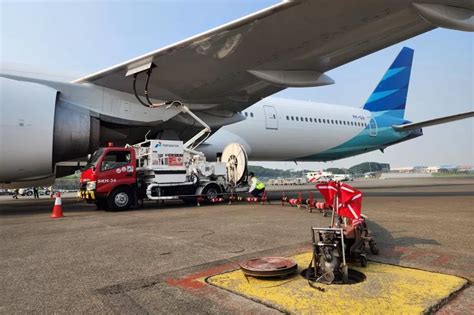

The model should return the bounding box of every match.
[316,181,338,205]
[338,183,363,222]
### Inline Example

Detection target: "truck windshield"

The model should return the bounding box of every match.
[84,149,104,170]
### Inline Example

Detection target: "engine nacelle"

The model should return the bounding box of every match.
[0,77,100,184]
[0,78,57,182]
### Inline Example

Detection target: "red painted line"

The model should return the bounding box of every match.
[430,254,453,266]
[166,263,236,290]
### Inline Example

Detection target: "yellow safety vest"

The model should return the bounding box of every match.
[253,177,265,190]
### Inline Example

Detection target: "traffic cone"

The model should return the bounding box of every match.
[51,192,64,218]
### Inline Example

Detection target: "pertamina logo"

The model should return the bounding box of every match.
[154,141,179,149]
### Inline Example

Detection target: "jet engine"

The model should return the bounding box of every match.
[0,77,99,184]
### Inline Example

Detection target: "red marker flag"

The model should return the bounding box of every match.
[338,183,363,224]
[316,181,338,205]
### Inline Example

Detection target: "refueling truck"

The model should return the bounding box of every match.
[79,140,249,210]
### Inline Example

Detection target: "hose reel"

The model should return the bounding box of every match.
[221,143,248,186]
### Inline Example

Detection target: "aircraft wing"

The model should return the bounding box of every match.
[73,0,470,111]
[392,111,474,131]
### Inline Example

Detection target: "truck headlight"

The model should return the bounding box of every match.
[86,181,96,191]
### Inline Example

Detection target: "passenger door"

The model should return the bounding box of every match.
[263,105,278,130]
[369,118,377,137]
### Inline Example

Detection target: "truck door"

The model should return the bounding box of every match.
[98,150,136,192]
[263,105,278,130]
[369,118,377,137]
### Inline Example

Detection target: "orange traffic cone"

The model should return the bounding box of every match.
[51,192,64,218]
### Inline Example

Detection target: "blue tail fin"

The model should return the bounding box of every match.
[363,47,414,118]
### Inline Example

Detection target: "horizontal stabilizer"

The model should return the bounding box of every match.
[392,111,474,131]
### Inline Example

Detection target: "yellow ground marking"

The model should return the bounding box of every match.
[206,252,467,314]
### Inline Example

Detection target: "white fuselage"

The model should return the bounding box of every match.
[199,97,376,161]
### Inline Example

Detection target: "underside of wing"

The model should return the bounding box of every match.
[73,0,470,111]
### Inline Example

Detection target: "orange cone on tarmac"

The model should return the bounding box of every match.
[51,192,64,218]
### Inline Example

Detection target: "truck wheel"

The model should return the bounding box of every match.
[26,191,33,196]
[107,187,133,211]
[202,184,221,201]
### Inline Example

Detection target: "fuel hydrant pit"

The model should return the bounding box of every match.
[301,267,366,285]
[239,257,298,278]
[207,252,467,314]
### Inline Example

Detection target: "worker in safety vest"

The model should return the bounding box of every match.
[248,172,265,197]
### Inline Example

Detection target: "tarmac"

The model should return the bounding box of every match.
[0,177,473,314]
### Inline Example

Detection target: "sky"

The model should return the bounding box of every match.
[1,0,473,171]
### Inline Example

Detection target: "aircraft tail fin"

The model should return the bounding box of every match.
[363,47,414,119]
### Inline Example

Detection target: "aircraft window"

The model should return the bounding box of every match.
[244,112,248,117]
[331,120,334,124]
[300,117,304,121]
[309,118,313,122]
[296,117,299,121]
[322,119,326,123]
[319,119,322,123]
[343,121,346,125]
[335,120,338,125]
[291,116,294,121]
[250,112,254,117]
[286,116,289,120]
[305,117,308,122]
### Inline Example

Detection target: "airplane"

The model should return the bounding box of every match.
[198,47,474,161]
[1,0,473,187]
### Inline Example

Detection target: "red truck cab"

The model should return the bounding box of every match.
[80,146,137,210]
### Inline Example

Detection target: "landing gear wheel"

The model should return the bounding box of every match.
[360,255,368,267]
[369,240,379,255]
[107,187,133,211]
[202,184,221,202]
